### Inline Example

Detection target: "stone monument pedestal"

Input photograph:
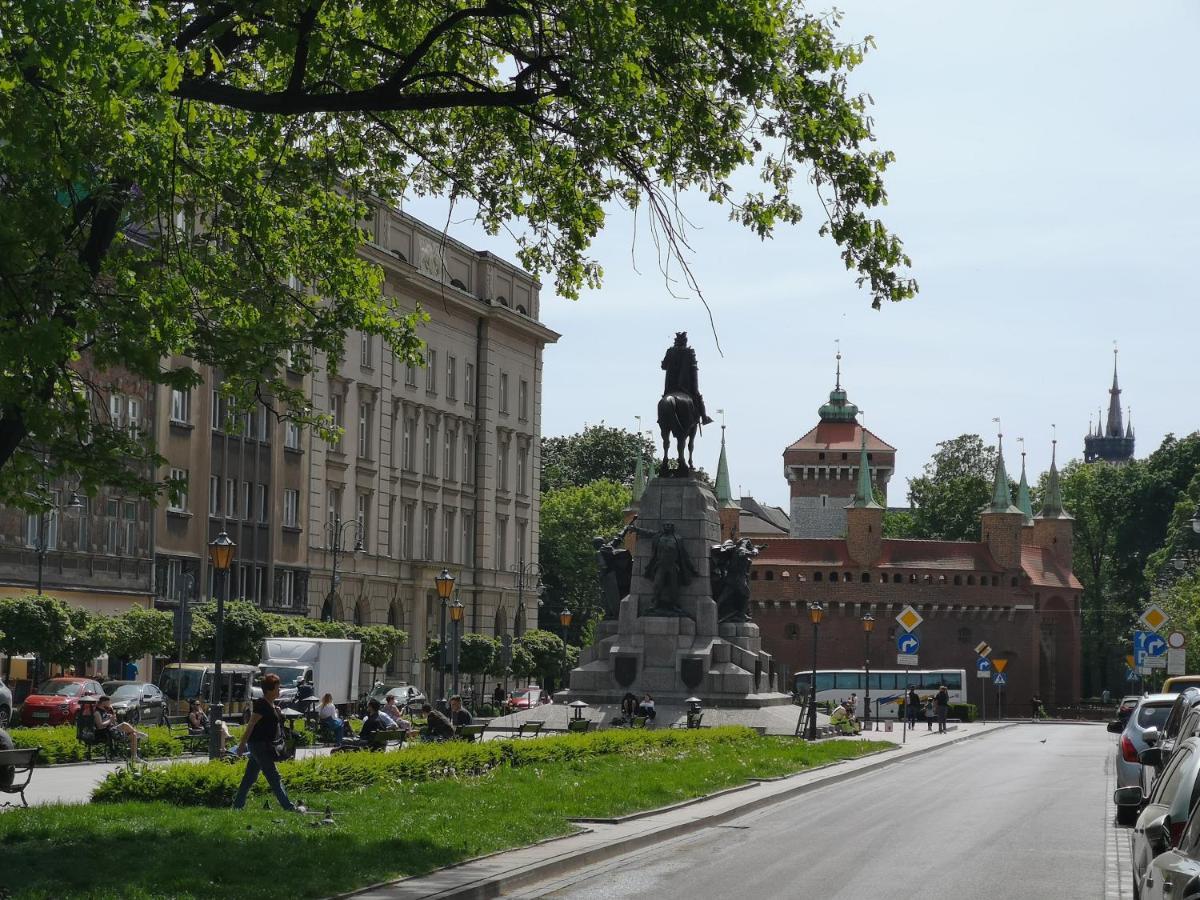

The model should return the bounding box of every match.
[562,476,791,709]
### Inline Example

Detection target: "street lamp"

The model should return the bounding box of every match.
[559,608,573,693]
[322,513,364,621]
[434,568,455,702]
[449,595,465,697]
[805,602,824,741]
[207,531,236,760]
[1190,504,1200,535]
[861,613,875,731]
[515,557,544,638]
[27,480,83,596]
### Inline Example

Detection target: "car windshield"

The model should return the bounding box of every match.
[37,679,84,697]
[1138,704,1173,730]
[107,685,143,700]
[259,666,304,686]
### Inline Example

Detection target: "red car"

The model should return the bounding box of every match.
[19,677,105,726]
[508,687,550,711]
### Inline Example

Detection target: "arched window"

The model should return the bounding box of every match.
[829,572,839,583]
[879,573,888,583]
[354,599,368,626]
[386,602,404,675]
[751,570,759,580]
[991,576,999,587]
[785,623,799,640]
[843,572,852,583]
[1011,576,1018,587]
[494,605,507,638]
[909,574,917,584]
[861,572,870,583]
[765,570,775,581]
[923,574,932,584]
[813,572,823,582]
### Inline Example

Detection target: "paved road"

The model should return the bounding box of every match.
[519,725,1112,900]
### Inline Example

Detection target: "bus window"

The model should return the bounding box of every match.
[868,674,883,691]
[835,673,861,691]
[815,673,836,693]
[942,672,963,691]
[878,674,897,691]
[794,676,811,694]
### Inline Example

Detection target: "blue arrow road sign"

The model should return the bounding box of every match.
[994,672,1007,686]
[897,633,920,654]
[1135,632,1168,665]
[976,656,992,672]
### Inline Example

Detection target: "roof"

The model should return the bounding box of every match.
[785,422,896,454]
[737,510,789,537]
[755,538,1004,572]
[1020,546,1084,591]
[737,496,791,534]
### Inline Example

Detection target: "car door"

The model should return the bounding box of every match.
[141,686,159,723]
[1142,798,1200,900]
[1135,746,1196,888]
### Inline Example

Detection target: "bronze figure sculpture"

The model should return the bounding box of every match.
[657,332,709,476]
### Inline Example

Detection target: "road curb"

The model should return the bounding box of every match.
[352,723,1015,899]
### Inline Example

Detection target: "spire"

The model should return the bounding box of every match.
[632,436,646,503]
[1037,437,1072,519]
[818,346,859,423]
[988,427,1021,514]
[1126,407,1134,439]
[835,343,842,391]
[1105,345,1124,438]
[850,426,880,509]
[1016,440,1034,524]
[714,425,737,507]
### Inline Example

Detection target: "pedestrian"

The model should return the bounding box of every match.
[621,692,639,722]
[420,702,455,741]
[449,695,472,728]
[847,693,858,716]
[232,672,305,813]
[188,698,232,754]
[492,683,506,707]
[383,692,405,723]
[638,693,657,723]
[1102,689,1111,705]
[923,698,934,731]
[906,686,920,730]
[1031,695,1044,721]
[935,684,950,733]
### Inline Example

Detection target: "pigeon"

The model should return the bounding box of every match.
[1040,738,1047,744]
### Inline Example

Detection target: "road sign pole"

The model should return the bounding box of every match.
[981,668,986,724]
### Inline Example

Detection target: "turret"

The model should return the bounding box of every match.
[980,434,1024,569]
[715,425,741,541]
[845,429,883,566]
[1033,439,1074,565]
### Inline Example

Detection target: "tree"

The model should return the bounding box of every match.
[352,624,408,686]
[542,426,657,494]
[107,606,174,665]
[57,607,112,672]
[188,599,268,664]
[906,435,1000,542]
[538,479,631,632]
[457,633,498,705]
[0,595,74,676]
[514,629,567,690]
[0,2,914,505]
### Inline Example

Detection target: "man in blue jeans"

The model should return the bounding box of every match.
[232,673,305,813]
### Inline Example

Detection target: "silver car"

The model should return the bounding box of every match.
[1135,787,1200,900]
[1120,736,1200,893]
[0,676,11,729]
[1113,694,1175,825]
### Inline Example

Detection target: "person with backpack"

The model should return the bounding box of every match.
[935,684,951,733]
[232,673,304,813]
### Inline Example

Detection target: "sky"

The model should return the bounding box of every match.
[404,1,1200,511]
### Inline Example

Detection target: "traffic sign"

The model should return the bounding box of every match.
[994,672,1008,686]
[974,641,992,658]
[1168,648,1187,675]
[897,633,920,654]
[1145,656,1166,670]
[896,606,923,632]
[976,657,992,678]
[1135,632,1168,666]
[897,653,919,666]
[1137,665,1152,676]
[1127,654,1136,670]
[1169,632,1187,649]
[1140,605,1169,633]
[992,658,1008,673]
[1126,667,1139,682]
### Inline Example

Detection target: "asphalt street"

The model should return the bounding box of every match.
[518,725,1111,900]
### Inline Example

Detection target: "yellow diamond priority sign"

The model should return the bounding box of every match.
[1139,605,1169,633]
[896,605,923,632]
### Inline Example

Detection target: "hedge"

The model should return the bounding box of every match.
[93,726,762,807]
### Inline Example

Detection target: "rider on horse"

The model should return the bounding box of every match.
[661,333,714,426]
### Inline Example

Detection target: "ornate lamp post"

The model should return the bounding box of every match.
[322,514,363,621]
[559,607,573,693]
[805,602,824,741]
[515,556,544,638]
[449,595,465,696]
[861,613,875,731]
[32,488,83,595]
[434,568,455,702]
[207,531,236,760]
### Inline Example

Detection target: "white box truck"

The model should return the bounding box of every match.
[259,638,361,707]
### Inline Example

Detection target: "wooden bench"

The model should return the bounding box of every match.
[0,748,40,808]
[566,719,592,734]
[672,713,704,730]
[367,728,408,751]
[165,715,209,754]
[511,720,544,739]
[456,724,486,743]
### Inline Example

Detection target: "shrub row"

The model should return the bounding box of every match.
[93,726,762,807]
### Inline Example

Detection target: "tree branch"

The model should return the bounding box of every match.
[173,80,549,113]
[287,1,325,95]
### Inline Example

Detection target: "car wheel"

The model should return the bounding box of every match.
[1117,805,1139,826]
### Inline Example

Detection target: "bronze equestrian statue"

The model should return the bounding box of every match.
[657,332,711,476]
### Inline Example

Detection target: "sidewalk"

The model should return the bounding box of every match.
[345,721,1014,899]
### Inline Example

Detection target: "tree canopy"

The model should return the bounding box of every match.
[541,426,656,494]
[0,1,914,504]
[906,434,1001,542]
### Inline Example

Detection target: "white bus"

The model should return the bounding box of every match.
[793,668,967,713]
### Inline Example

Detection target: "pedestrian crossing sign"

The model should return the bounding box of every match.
[896,605,923,632]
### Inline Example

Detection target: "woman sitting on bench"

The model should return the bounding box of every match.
[95,695,147,763]
[188,699,231,755]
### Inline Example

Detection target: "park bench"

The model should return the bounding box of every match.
[671,713,704,730]
[510,720,544,739]
[456,724,486,743]
[165,715,210,754]
[566,719,593,734]
[0,747,39,808]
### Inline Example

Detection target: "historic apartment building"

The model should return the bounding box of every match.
[713,367,1083,712]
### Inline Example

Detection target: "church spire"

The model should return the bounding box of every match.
[850,425,880,509]
[632,418,646,502]
[818,345,859,423]
[715,423,737,508]
[1105,345,1124,438]
[988,424,1021,514]
[1037,434,1072,520]
[1016,438,1034,524]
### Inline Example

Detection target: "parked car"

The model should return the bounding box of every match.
[1132,775,1200,900]
[1157,689,1200,771]
[102,681,166,725]
[359,682,426,715]
[1112,694,1177,825]
[1163,676,1200,696]
[0,676,12,729]
[1121,736,1200,894]
[508,687,549,711]
[18,677,104,727]
[1118,695,1143,727]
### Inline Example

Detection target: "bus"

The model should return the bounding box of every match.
[793,669,966,713]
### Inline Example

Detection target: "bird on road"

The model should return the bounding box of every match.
[1040,738,1047,744]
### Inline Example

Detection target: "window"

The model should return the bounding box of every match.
[443,428,453,480]
[357,492,371,549]
[499,373,509,414]
[167,469,188,513]
[238,564,250,600]
[126,397,141,437]
[255,567,265,605]
[516,520,527,567]
[170,389,190,424]
[326,488,342,529]
[283,489,299,527]
[516,446,527,495]
[443,509,456,563]
[75,498,89,550]
[329,391,343,450]
[405,362,417,387]
[462,512,474,564]
[123,501,138,554]
[462,432,474,484]
[465,362,475,405]
[447,357,457,399]
[403,417,416,470]
[402,502,415,559]
[256,407,269,442]
[209,476,219,515]
[211,390,225,430]
[242,481,251,520]
[279,570,295,608]
[424,423,435,476]
[257,484,268,523]
[497,437,509,491]
[358,402,373,458]
[425,349,437,392]
[360,332,373,368]
[110,394,124,428]
[422,505,436,559]
[25,493,60,551]
[495,516,508,570]
[105,499,120,553]
[284,420,301,450]
[226,478,236,517]
[518,379,528,421]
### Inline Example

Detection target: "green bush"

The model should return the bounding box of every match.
[949,702,976,722]
[94,726,762,807]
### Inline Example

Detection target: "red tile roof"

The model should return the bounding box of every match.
[1020,546,1083,591]
[756,538,1001,571]
[785,423,896,453]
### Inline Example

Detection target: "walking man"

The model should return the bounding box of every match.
[935,684,950,734]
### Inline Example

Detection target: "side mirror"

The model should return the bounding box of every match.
[1144,727,1162,746]
[1114,785,1145,808]
[1146,816,1172,853]
[1107,721,1124,734]
[1141,746,1165,768]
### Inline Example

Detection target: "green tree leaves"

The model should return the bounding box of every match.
[906,435,999,542]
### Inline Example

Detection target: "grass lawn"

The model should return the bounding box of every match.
[0,736,889,899]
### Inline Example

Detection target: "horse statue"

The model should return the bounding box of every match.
[657,391,700,476]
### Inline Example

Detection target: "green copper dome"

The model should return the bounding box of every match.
[818,352,859,423]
